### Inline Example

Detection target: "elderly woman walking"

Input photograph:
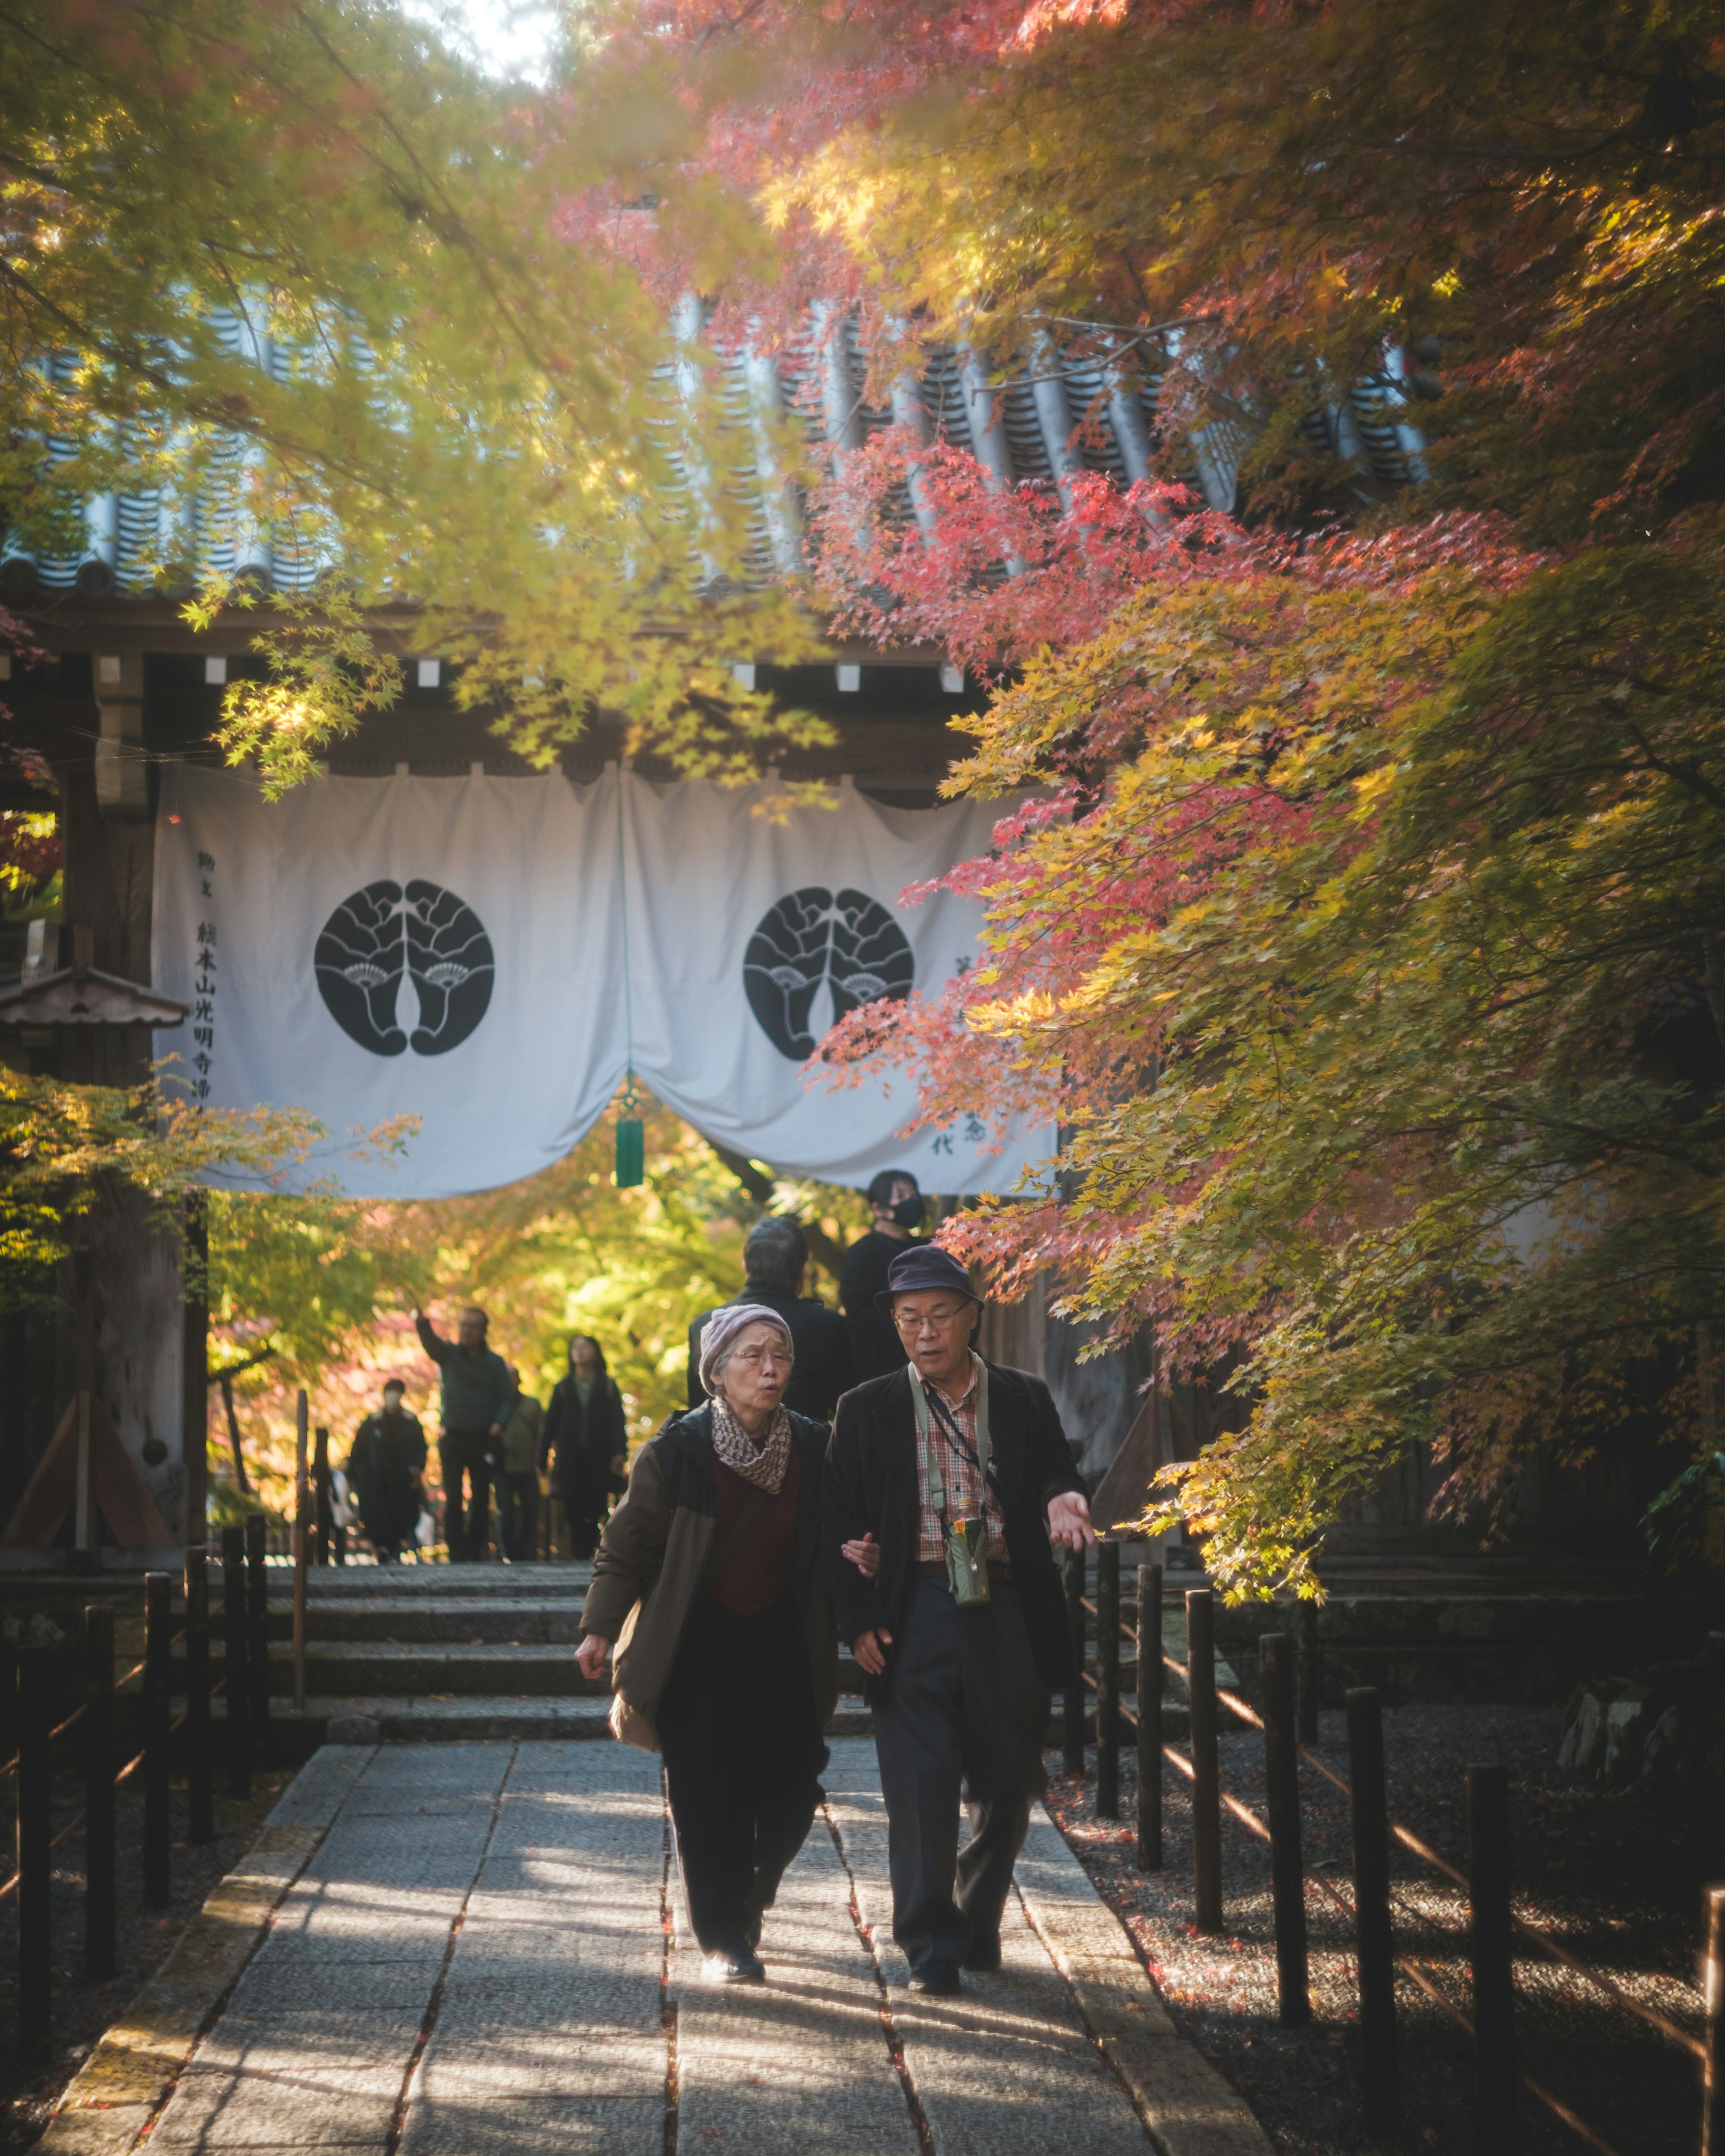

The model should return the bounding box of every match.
[575,1304,840,1983]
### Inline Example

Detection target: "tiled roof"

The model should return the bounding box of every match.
[3,306,1428,599]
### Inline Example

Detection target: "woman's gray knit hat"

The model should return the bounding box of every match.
[696,1302,794,1397]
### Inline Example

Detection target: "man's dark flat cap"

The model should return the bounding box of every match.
[875,1244,982,1315]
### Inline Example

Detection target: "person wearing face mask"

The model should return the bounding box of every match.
[839,1171,927,1383]
[347,1378,427,1564]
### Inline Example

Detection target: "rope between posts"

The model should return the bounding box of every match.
[1303,1867,1625,2156]
[1142,1644,1708,2064]
[1154,1735,1626,2156]
[0,1632,186,1780]
[0,1674,226,1905]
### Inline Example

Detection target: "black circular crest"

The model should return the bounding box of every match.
[315,879,495,1057]
[743,887,915,1060]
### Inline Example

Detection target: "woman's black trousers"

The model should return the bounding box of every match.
[657,1587,825,1954]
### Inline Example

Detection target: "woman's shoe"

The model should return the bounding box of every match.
[909,1958,962,1995]
[700,1942,765,1984]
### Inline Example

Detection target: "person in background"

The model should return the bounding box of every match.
[689,1217,856,1423]
[413,1304,516,1561]
[347,1378,427,1564]
[495,1370,544,1562]
[540,1336,628,1559]
[838,1171,926,1382]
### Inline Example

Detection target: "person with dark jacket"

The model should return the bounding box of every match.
[413,1304,516,1561]
[539,1337,628,1558]
[820,1244,1094,1997]
[688,1217,855,1423]
[347,1379,427,1562]
[838,1170,926,1382]
[578,1303,840,1985]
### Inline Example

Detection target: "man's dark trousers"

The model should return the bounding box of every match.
[871,1577,1050,1970]
[441,1430,493,1562]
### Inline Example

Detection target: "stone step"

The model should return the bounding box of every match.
[212,1692,880,1744]
[255,1561,597,1601]
[261,1596,589,1644]
[213,1690,1173,1750]
[235,1639,875,1699]
[255,1639,606,1697]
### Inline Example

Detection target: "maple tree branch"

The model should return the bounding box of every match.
[207,1341,279,1384]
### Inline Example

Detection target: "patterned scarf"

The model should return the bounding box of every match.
[708,1393,793,1495]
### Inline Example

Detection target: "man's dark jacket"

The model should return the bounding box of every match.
[539,1374,628,1506]
[414,1316,516,1435]
[819,1359,1086,1704]
[687,1289,856,1423]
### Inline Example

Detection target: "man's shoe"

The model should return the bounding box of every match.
[910,1958,962,1996]
[960,1939,1001,1973]
[700,1942,765,1984]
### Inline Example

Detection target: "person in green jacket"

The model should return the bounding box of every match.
[495,1374,544,1562]
[412,1304,516,1561]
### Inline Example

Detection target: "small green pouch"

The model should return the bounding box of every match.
[944,1515,991,1606]
[911,1359,993,1608]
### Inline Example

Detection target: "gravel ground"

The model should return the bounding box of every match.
[0,1762,296,2152]
[1043,1705,1720,2156]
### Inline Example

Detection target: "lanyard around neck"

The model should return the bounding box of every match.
[909,1356,990,1520]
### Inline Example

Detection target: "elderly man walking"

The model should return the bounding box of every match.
[413,1304,516,1562]
[821,1246,1094,1996]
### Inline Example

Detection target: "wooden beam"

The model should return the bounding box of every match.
[2,1393,175,1549]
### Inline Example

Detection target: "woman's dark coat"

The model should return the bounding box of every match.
[819,1359,1086,1705]
[581,1404,839,1747]
[539,1372,628,1507]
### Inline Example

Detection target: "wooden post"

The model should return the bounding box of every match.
[16,1648,53,2061]
[1261,1633,1309,2026]
[84,1604,116,1981]
[1136,1560,1163,1870]
[221,1525,251,1797]
[1063,1545,1087,1774]
[1703,1882,1725,2156]
[0,1637,16,1785]
[182,1190,210,1549]
[74,1274,95,1555]
[1345,1687,1399,2133]
[292,1392,309,1711]
[1468,1763,1517,2154]
[245,1511,271,1754]
[1297,1600,1321,1746]
[1096,1540,1120,1818]
[185,1546,214,1844]
[143,1570,172,1908]
[312,1425,331,1567]
[1187,1587,1223,1934]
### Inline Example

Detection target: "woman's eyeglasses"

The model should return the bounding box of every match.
[730,1347,792,1370]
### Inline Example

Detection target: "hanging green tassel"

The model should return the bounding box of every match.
[615,1076,644,1188]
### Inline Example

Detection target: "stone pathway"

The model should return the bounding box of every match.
[57,1741,1270,2156]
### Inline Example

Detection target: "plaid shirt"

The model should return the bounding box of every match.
[915,1356,1008,1564]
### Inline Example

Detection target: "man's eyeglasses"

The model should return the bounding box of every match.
[892,1303,970,1334]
